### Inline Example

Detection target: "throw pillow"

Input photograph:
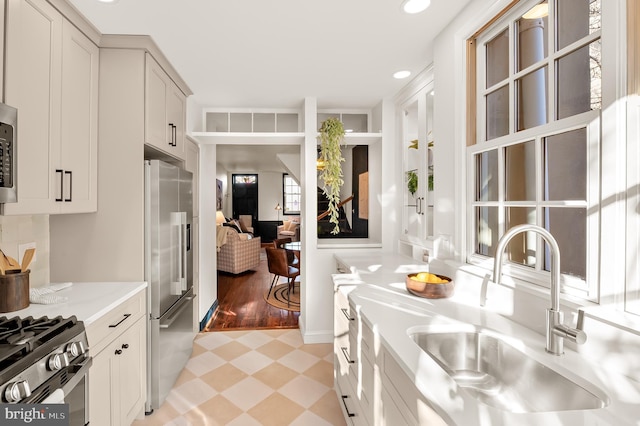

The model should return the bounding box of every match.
[223,222,242,234]
[286,221,297,231]
[238,220,250,233]
[282,220,291,230]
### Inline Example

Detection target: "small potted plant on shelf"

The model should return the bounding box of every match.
[318,118,346,235]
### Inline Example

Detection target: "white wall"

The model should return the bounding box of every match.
[199,144,218,322]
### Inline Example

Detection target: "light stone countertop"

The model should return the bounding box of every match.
[334,252,640,426]
[3,281,147,325]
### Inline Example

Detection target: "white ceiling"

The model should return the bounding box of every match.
[67,0,472,109]
[216,144,300,172]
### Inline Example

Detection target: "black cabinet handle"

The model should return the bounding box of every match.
[64,170,72,202]
[122,343,129,349]
[341,308,354,321]
[55,169,63,202]
[115,349,122,355]
[173,124,177,146]
[108,313,131,328]
[340,347,354,364]
[340,395,356,417]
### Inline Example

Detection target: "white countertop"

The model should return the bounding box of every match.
[3,282,147,325]
[334,252,640,425]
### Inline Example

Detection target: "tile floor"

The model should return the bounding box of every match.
[133,329,347,425]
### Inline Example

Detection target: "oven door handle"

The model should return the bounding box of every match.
[58,357,93,399]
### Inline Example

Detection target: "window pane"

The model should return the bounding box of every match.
[342,114,368,133]
[283,174,301,213]
[516,67,548,131]
[476,150,499,201]
[517,9,548,72]
[543,128,587,200]
[486,28,509,88]
[229,113,252,132]
[476,207,499,257]
[557,0,601,51]
[276,113,299,132]
[253,113,275,132]
[205,112,228,132]
[505,141,536,201]
[505,207,537,267]
[486,85,510,140]
[556,40,601,119]
[543,208,586,279]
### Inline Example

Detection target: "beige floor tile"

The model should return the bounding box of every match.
[252,362,299,389]
[226,413,263,426]
[194,332,234,350]
[185,351,226,377]
[165,378,217,415]
[200,363,249,392]
[309,390,348,426]
[211,340,251,361]
[191,341,208,357]
[236,330,277,349]
[173,367,198,388]
[246,393,305,426]
[303,360,335,388]
[221,376,275,411]
[230,350,274,375]
[256,339,295,360]
[277,329,305,348]
[183,394,243,425]
[299,343,333,358]
[278,348,323,373]
[290,410,336,426]
[278,375,331,408]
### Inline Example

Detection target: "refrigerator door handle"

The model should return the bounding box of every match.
[159,289,194,329]
[170,212,187,295]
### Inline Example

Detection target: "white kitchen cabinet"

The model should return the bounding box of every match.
[87,289,146,426]
[399,83,435,246]
[3,0,98,215]
[145,53,186,160]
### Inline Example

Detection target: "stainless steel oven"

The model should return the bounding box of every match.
[0,316,91,425]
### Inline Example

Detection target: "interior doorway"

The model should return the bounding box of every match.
[231,174,258,222]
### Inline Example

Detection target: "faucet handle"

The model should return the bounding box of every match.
[553,323,587,345]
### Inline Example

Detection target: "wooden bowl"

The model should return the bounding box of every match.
[405,273,454,299]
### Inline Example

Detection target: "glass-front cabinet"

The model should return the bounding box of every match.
[400,82,435,249]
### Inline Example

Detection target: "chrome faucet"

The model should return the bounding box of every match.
[492,224,586,355]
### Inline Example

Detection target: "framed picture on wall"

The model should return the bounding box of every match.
[216,179,223,210]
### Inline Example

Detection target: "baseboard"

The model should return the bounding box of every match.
[199,299,218,331]
[299,319,333,344]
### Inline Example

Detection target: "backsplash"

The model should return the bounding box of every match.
[0,215,49,287]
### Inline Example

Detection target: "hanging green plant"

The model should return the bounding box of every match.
[318,118,346,235]
[407,170,418,196]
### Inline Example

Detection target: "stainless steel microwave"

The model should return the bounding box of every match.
[0,103,16,203]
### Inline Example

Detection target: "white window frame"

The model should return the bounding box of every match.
[283,173,301,215]
[465,0,616,302]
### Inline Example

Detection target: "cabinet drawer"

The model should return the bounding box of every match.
[86,289,146,354]
[335,360,367,426]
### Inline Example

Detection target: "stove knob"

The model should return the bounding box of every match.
[66,341,87,357]
[47,353,70,371]
[4,380,31,403]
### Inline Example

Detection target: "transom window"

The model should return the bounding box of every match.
[468,0,602,298]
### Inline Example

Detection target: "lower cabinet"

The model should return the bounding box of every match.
[333,285,446,425]
[87,290,147,426]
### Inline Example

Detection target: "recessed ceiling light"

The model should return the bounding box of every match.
[402,0,431,14]
[523,3,549,19]
[393,70,411,79]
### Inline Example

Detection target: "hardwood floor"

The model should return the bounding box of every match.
[205,247,299,331]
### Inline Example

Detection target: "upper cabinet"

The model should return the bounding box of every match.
[399,82,435,249]
[145,53,186,160]
[2,0,98,215]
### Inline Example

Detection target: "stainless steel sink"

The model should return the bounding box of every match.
[410,325,609,413]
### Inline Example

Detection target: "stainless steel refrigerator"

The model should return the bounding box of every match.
[144,159,196,413]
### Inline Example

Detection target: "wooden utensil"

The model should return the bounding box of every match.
[6,255,21,271]
[21,248,35,272]
[0,251,16,274]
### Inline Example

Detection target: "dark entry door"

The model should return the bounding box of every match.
[232,174,258,222]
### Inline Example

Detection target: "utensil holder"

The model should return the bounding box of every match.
[0,271,30,312]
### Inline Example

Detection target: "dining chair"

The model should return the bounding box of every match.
[272,238,298,266]
[265,247,300,306]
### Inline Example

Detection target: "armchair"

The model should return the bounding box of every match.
[277,219,300,242]
[217,227,261,274]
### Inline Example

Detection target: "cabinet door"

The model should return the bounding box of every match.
[145,54,169,151]
[3,0,62,215]
[167,83,185,156]
[118,317,146,425]
[59,19,98,213]
[89,345,115,426]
